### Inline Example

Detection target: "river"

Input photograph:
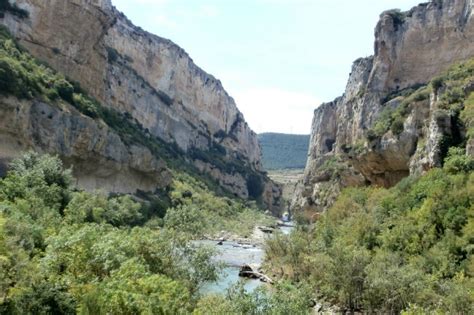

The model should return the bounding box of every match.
[199,223,294,295]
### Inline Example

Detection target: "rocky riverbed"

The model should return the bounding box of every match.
[198,222,294,295]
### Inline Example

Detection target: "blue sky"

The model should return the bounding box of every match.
[112,0,423,134]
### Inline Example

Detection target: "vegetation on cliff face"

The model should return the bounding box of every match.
[264,148,474,313]
[433,58,474,154]
[367,85,431,140]
[367,57,474,149]
[0,25,267,203]
[258,133,310,170]
[165,172,273,238]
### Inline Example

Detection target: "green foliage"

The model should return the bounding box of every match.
[0,28,78,102]
[428,59,474,150]
[368,86,430,140]
[319,156,346,180]
[165,204,207,236]
[443,147,474,174]
[78,261,192,315]
[386,9,406,30]
[0,153,221,313]
[65,192,143,227]
[105,46,119,63]
[258,133,310,170]
[461,92,474,138]
[54,79,74,103]
[390,116,405,135]
[194,281,313,315]
[167,172,273,237]
[433,59,474,141]
[265,165,474,313]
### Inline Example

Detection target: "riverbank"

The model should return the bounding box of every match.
[203,220,295,246]
[198,221,294,295]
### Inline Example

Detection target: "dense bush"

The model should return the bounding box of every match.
[386,9,406,30]
[194,282,313,315]
[169,172,273,237]
[264,155,474,313]
[0,153,222,313]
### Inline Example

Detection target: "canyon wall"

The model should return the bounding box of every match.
[0,0,281,211]
[293,0,474,216]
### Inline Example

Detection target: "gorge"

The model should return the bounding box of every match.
[0,0,473,314]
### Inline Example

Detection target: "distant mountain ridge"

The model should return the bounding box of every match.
[258,133,310,170]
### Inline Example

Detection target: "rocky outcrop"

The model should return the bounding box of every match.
[0,96,171,193]
[0,0,281,210]
[238,264,273,283]
[294,0,474,215]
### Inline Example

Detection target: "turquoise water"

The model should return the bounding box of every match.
[196,240,264,294]
[200,266,263,294]
[198,223,295,295]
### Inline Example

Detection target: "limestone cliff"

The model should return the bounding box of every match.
[0,97,171,192]
[293,0,474,216]
[0,0,281,211]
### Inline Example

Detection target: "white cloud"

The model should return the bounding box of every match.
[234,88,321,134]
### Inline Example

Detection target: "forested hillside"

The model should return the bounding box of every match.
[258,133,310,170]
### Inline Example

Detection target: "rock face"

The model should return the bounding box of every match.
[293,0,474,215]
[0,0,281,211]
[0,97,171,193]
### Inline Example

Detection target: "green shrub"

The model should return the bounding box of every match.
[265,163,474,313]
[461,92,474,138]
[0,153,223,313]
[164,204,207,236]
[390,116,405,135]
[54,78,74,103]
[368,86,430,140]
[443,147,474,174]
[431,76,444,90]
[387,9,406,29]
[105,46,119,63]
[0,59,18,95]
